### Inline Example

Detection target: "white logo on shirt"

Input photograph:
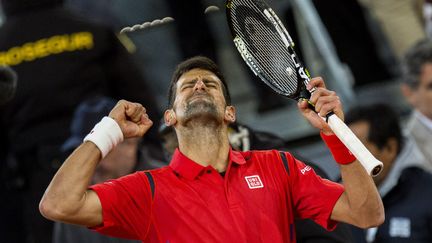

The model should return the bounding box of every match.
[245,175,264,189]
[389,217,411,238]
[300,165,312,175]
[366,227,378,243]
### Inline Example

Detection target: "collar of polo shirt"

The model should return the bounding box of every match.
[169,148,246,180]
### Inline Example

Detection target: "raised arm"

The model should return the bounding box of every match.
[297,77,384,228]
[39,100,153,227]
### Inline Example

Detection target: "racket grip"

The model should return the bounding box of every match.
[326,114,383,177]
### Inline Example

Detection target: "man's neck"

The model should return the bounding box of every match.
[177,123,230,172]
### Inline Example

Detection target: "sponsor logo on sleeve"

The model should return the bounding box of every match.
[300,165,311,175]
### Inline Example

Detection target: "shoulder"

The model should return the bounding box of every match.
[105,166,171,187]
[138,166,179,187]
[250,150,333,183]
[243,149,303,168]
[94,167,172,199]
[394,167,432,199]
[239,149,300,176]
[401,167,432,183]
[406,113,432,135]
[139,166,172,178]
[240,149,294,160]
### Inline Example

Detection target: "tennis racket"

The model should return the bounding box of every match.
[226,0,383,176]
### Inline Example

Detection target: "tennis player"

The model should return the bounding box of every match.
[40,56,384,242]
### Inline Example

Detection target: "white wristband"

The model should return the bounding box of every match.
[83,116,124,158]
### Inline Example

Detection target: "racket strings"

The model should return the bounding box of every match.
[229,0,299,96]
[244,17,297,93]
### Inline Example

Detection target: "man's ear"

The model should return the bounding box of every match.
[401,83,417,107]
[382,137,398,165]
[164,110,177,126]
[385,138,398,155]
[224,106,236,123]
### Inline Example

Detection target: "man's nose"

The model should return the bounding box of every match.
[194,80,207,91]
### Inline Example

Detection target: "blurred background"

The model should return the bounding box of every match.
[0,0,429,242]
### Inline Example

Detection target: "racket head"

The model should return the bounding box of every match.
[226,0,311,101]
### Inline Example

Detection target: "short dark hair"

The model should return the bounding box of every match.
[402,39,432,88]
[345,104,403,155]
[167,56,231,108]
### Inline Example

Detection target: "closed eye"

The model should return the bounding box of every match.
[204,80,219,88]
[426,81,432,90]
[180,78,220,91]
[181,84,194,91]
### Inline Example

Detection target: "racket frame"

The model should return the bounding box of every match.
[226,0,383,176]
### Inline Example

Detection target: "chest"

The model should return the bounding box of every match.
[150,164,294,243]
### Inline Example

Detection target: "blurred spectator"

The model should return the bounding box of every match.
[312,0,395,87]
[346,103,432,243]
[358,0,425,61]
[401,39,432,171]
[159,121,354,243]
[53,97,143,243]
[228,123,287,152]
[158,119,178,161]
[423,0,432,38]
[0,0,160,242]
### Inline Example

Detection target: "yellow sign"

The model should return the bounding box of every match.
[0,32,94,66]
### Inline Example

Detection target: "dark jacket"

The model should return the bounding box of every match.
[0,3,160,242]
[352,138,432,243]
[0,5,159,156]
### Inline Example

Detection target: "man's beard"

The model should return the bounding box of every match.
[182,96,221,126]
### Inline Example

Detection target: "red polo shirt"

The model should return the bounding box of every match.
[90,149,344,242]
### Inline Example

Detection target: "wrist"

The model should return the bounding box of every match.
[320,131,356,165]
[320,129,334,136]
[83,116,124,158]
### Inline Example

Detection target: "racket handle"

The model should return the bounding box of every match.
[326,114,383,177]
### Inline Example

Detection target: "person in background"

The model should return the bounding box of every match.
[421,0,432,39]
[39,56,383,242]
[358,0,425,61]
[53,96,142,243]
[346,103,432,243]
[400,39,432,172]
[0,0,160,242]
[312,0,396,87]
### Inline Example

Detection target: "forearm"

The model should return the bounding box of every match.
[298,78,385,227]
[39,101,151,226]
[337,161,384,228]
[39,142,101,220]
[321,132,384,228]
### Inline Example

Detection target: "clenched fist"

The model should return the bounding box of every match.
[297,77,344,135]
[109,100,153,138]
